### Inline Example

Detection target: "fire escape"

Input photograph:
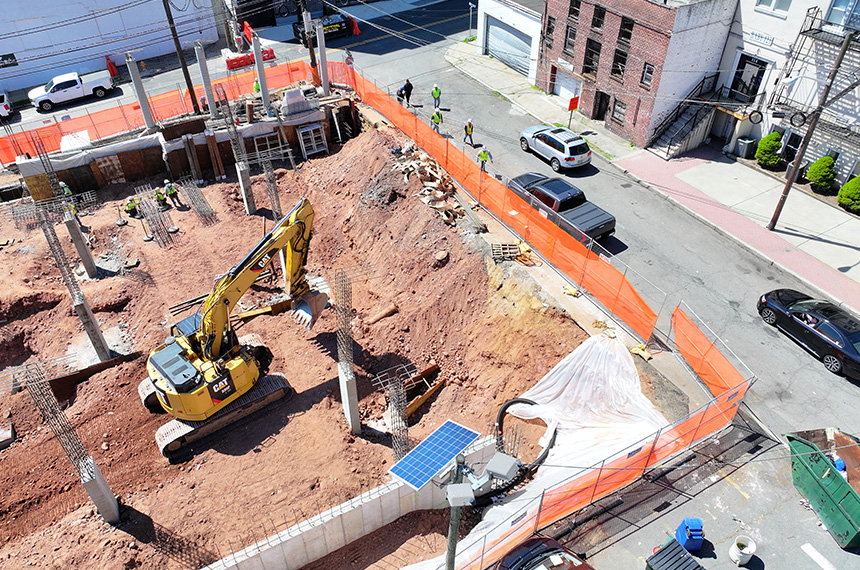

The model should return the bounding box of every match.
[769,6,860,151]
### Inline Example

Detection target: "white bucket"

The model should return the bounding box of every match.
[729,535,757,566]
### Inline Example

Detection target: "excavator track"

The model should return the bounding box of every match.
[154,373,292,461]
[138,377,162,413]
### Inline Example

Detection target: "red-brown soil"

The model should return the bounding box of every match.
[0,127,588,569]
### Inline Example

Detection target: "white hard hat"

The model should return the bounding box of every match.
[434,84,438,87]
[468,118,472,122]
[164,179,170,184]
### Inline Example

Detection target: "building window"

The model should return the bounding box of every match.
[564,26,576,54]
[618,17,634,45]
[546,16,556,48]
[611,100,626,124]
[641,63,655,86]
[611,49,627,78]
[591,6,606,31]
[756,0,791,13]
[569,0,581,20]
[583,39,601,76]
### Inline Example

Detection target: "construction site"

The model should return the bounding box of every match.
[0,48,760,570]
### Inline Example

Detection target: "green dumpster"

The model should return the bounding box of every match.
[787,429,860,549]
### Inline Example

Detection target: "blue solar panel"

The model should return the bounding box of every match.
[389,420,480,490]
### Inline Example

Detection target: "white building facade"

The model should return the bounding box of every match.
[0,0,220,93]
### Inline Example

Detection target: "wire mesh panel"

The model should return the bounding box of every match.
[135,183,178,247]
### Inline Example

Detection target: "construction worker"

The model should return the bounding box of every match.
[431,109,443,133]
[396,87,405,106]
[464,119,474,146]
[125,197,139,218]
[253,77,261,95]
[65,201,83,228]
[431,84,441,109]
[403,79,413,106]
[164,179,182,207]
[60,181,72,198]
[154,186,168,209]
[477,145,493,172]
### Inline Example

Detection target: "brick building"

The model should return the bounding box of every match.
[537,0,736,147]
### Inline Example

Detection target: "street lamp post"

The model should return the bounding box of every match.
[469,3,476,41]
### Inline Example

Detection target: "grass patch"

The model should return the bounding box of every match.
[492,91,511,103]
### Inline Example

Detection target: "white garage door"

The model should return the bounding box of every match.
[553,69,581,102]
[486,17,530,76]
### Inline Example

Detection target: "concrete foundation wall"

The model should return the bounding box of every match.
[202,436,496,570]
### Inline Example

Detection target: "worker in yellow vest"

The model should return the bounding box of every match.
[164,179,182,207]
[464,119,474,146]
[125,197,139,218]
[431,84,441,109]
[431,110,443,133]
[477,145,493,172]
[154,187,168,210]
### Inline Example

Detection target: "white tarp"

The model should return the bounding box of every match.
[403,334,669,570]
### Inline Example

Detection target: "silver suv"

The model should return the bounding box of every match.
[519,126,592,171]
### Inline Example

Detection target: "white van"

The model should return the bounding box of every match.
[0,90,11,117]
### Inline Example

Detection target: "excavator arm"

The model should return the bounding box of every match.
[197,197,322,360]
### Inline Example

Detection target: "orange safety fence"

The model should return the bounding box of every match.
[349,70,658,341]
[672,307,747,397]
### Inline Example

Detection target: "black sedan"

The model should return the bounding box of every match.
[293,14,353,46]
[757,289,860,379]
[494,536,595,570]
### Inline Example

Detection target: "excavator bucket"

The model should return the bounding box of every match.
[292,290,330,330]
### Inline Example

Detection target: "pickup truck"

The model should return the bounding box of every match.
[28,71,115,112]
[509,173,615,241]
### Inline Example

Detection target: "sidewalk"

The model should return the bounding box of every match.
[445,41,860,312]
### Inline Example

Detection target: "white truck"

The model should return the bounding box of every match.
[28,70,115,112]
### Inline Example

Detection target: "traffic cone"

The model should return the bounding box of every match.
[106,56,119,79]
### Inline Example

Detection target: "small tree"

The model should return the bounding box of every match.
[755,131,782,169]
[807,155,836,193]
[838,176,860,214]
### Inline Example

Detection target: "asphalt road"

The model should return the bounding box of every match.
[6,0,858,438]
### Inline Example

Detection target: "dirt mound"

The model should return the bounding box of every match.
[0,127,587,569]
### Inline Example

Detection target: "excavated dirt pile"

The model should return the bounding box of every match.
[0,127,588,569]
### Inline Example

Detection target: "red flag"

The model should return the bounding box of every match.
[350,17,360,36]
[106,56,119,79]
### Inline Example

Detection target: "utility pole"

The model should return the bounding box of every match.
[297,0,317,71]
[161,0,200,114]
[768,31,855,230]
[445,454,466,570]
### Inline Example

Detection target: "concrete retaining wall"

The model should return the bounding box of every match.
[202,435,496,570]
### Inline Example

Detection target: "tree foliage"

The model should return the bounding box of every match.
[755,132,782,168]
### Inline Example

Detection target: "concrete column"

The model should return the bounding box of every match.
[315,22,330,96]
[73,297,111,362]
[252,33,269,107]
[64,214,97,278]
[80,457,120,524]
[195,42,218,120]
[125,53,155,130]
[338,362,361,435]
[236,162,256,215]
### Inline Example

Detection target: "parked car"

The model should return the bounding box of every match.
[519,126,592,171]
[28,70,116,112]
[293,13,353,46]
[0,89,11,118]
[509,173,615,241]
[494,536,596,570]
[757,288,860,378]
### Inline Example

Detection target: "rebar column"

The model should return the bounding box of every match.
[40,210,110,361]
[333,269,361,434]
[24,363,119,523]
[371,363,415,461]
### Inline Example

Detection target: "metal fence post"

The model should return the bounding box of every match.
[688,403,709,446]
[588,459,605,505]
[642,427,661,477]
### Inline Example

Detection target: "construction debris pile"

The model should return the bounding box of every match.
[393,146,468,226]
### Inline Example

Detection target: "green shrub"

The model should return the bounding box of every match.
[755,132,782,168]
[807,155,836,193]
[838,176,860,214]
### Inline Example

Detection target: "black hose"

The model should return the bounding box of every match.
[472,398,558,507]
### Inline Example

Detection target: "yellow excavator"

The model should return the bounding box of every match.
[138,197,329,459]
